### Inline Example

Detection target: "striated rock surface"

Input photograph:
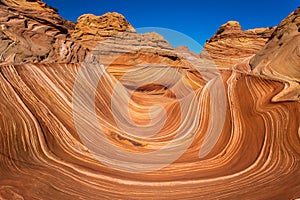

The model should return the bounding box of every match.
[0,1,299,199]
[250,7,300,102]
[202,21,275,67]
[0,0,86,65]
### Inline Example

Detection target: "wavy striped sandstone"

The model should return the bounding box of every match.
[0,1,299,199]
[250,7,300,102]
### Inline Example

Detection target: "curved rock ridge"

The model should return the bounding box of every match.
[250,7,300,102]
[72,12,136,41]
[0,1,299,200]
[76,30,173,51]
[201,20,275,67]
[0,0,86,65]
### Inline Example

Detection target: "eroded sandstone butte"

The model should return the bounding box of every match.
[201,20,275,67]
[72,12,136,41]
[0,1,299,199]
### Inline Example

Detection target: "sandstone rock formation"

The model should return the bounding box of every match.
[71,13,187,79]
[72,12,136,41]
[250,7,300,102]
[202,21,275,67]
[0,1,299,199]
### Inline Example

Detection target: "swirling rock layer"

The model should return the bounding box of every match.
[0,61,299,199]
[0,1,299,199]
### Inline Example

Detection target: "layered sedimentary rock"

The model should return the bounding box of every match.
[0,0,86,64]
[72,13,189,80]
[202,21,275,67]
[0,1,299,200]
[250,7,300,102]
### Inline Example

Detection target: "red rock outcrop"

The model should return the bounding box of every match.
[202,21,275,67]
[0,1,299,199]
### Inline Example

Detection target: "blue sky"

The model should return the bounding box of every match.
[43,0,298,53]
